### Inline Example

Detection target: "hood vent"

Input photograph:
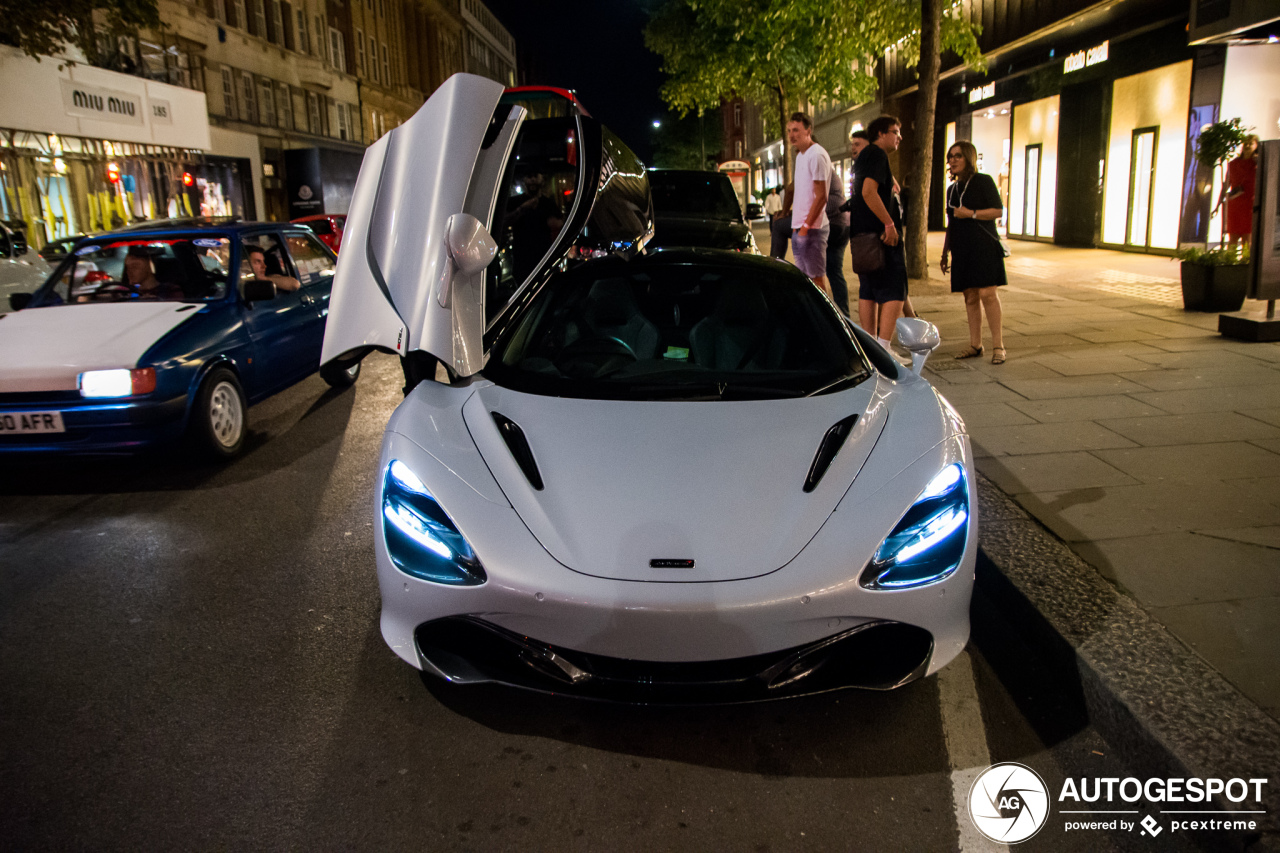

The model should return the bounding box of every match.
[803,414,859,493]
[491,412,544,491]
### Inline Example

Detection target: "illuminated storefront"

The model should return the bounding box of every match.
[0,46,235,249]
[1009,96,1060,241]
[1099,61,1193,251]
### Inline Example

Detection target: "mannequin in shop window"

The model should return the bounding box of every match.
[1215,134,1259,256]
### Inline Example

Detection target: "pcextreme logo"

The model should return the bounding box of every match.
[968,762,1051,843]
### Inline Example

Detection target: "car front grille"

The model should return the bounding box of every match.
[415,616,934,704]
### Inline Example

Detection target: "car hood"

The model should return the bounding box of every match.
[0,302,200,392]
[649,216,752,250]
[461,380,887,582]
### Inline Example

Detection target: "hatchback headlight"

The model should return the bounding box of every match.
[382,460,485,585]
[79,368,156,398]
[861,463,968,590]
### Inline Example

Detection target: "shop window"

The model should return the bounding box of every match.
[221,67,238,120]
[1100,60,1192,250]
[1008,95,1059,240]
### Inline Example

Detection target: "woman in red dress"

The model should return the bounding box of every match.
[1216,134,1259,254]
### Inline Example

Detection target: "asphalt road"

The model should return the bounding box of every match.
[0,353,1189,852]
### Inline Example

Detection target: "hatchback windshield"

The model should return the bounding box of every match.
[487,257,871,400]
[649,172,743,222]
[32,236,232,306]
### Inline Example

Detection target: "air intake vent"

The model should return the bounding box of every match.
[803,414,859,493]
[492,412,544,490]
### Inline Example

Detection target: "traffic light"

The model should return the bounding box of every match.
[106,162,121,183]
[182,171,195,187]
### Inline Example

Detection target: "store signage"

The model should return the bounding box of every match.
[60,80,144,126]
[149,99,173,125]
[968,83,995,104]
[1063,41,1109,74]
[718,160,750,172]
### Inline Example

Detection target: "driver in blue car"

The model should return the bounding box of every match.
[244,245,300,292]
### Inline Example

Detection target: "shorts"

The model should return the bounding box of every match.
[790,225,829,279]
[857,240,907,304]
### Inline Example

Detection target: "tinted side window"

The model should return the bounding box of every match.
[283,233,336,286]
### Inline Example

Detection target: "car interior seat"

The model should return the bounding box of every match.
[689,284,788,370]
[581,279,660,359]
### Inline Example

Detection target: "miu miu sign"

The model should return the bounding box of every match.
[60,80,145,126]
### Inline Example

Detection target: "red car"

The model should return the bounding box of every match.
[290,214,346,253]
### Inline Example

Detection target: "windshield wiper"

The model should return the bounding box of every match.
[805,374,870,397]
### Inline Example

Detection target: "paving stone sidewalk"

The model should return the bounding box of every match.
[757,221,1280,721]
[908,233,1280,722]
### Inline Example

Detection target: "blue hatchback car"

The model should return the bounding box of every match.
[0,221,361,457]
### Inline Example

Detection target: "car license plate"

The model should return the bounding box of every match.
[0,411,66,434]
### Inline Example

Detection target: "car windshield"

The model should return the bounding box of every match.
[30,236,233,307]
[487,257,871,401]
[649,172,742,221]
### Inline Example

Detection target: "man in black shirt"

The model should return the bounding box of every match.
[847,116,907,350]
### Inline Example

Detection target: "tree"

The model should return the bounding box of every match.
[650,107,724,170]
[0,0,160,67]
[646,0,982,277]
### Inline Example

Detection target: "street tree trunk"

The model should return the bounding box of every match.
[906,0,942,280]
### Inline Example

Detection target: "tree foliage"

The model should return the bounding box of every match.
[645,0,982,166]
[650,107,725,170]
[0,0,161,66]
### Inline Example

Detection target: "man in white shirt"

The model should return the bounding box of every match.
[763,187,783,218]
[786,112,833,298]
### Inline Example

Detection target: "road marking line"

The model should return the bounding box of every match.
[938,649,1008,852]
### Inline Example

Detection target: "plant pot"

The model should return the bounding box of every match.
[1180,262,1248,312]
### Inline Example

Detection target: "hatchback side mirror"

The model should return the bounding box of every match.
[9,292,33,311]
[244,279,277,303]
[896,317,940,375]
[746,203,763,220]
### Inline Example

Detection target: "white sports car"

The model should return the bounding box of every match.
[322,75,976,702]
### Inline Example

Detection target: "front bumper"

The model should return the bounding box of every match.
[375,427,977,696]
[0,392,187,453]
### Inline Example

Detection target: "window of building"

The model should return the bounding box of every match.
[376,0,384,17]
[239,71,257,123]
[307,90,321,134]
[252,0,268,38]
[276,81,292,129]
[232,0,247,29]
[735,139,743,159]
[258,80,276,127]
[369,36,379,82]
[329,28,345,72]
[295,9,309,53]
[381,42,389,84]
[734,103,742,128]
[336,103,350,141]
[365,0,373,11]
[314,16,323,55]
[355,28,365,76]
[221,66,237,120]
[269,0,284,45]
[212,0,226,24]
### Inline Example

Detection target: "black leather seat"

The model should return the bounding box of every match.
[689,284,787,370]
[581,279,660,359]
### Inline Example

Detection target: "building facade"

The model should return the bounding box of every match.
[747,0,1280,255]
[0,0,518,248]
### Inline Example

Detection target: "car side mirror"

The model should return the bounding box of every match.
[446,213,497,275]
[244,279,277,304]
[746,203,763,220]
[9,292,32,311]
[896,317,940,375]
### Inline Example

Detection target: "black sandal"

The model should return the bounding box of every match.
[954,345,984,360]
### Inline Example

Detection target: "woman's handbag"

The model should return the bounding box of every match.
[848,232,885,273]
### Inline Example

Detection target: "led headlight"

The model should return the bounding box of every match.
[382,460,485,585]
[79,368,156,398]
[861,462,969,590]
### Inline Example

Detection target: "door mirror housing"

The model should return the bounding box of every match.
[745,202,763,220]
[244,278,277,304]
[9,292,32,311]
[896,317,940,375]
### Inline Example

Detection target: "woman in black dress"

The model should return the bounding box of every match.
[940,141,1008,364]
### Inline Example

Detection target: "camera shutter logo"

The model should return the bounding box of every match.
[968,762,1050,843]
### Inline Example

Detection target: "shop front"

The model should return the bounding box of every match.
[0,46,224,249]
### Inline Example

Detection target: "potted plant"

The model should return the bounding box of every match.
[1175,245,1249,312]
[1196,118,1251,173]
